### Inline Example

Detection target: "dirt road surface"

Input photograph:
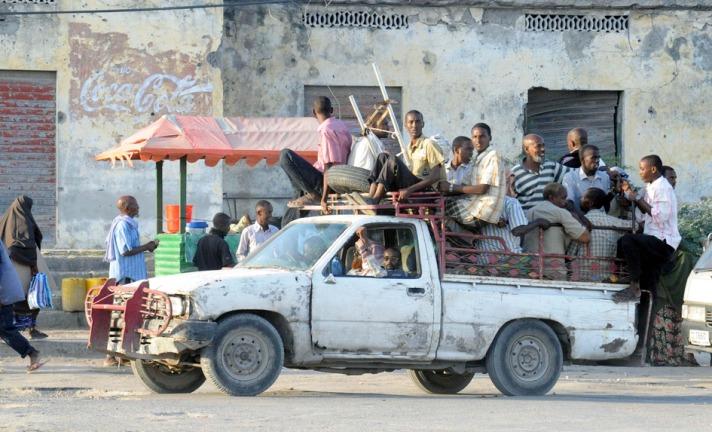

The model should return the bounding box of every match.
[1,358,711,432]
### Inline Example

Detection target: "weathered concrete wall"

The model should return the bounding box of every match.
[216,4,712,207]
[1,1,224,248]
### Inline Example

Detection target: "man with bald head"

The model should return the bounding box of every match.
[512,134,570,211]
[559,128,588,168]
[104,195,159,285]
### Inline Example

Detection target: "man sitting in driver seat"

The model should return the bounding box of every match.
[383,248,407,278]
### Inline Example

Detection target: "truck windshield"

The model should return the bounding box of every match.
[238,222,349,271]
[694,247,712,271]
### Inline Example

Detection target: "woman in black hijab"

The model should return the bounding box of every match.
[0,196,47,339]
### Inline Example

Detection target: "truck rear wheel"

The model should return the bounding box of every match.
[485,319,562,396]
[131,360,206,394]
[408,370,474,394]
[200,314,284,396]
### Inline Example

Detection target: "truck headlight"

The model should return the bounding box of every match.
[169,295,188,317]
[682,305,706,322]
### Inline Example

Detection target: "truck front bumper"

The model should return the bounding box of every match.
[137,320,218,356]
[681,319,712,354]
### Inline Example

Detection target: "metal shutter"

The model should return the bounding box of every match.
[525,89,620,162]
[0,71,57,246]
[304,85,402,154]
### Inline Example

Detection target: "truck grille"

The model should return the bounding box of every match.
[706,308,712,327]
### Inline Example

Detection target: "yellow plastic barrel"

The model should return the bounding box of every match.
[61,278,86,312]
[84,277,108,292]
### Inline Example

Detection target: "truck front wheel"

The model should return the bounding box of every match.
[408,370,474,394]
[131,360,206,394]
[485,319,563,396]
[200,314,284,396]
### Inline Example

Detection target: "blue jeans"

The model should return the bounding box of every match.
[0,304,34,358]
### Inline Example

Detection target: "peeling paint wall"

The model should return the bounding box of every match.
[0,1,224,248]
[218,4,712,211]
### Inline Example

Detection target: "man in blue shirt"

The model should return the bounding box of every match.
[0,239,44,371]
[105,196,158,284]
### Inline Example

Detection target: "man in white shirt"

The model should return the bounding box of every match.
[442,136,474,186]
[613,155,680,303]
[237,200,279,262]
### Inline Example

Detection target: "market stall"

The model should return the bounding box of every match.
[96,114,319,275]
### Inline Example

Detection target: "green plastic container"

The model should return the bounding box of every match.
[154,233,240,277]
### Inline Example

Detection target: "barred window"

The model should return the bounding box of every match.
[303,10,409,30]
[525,14,628,33]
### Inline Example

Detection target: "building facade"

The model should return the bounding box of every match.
[1,0,224,248]
[2,1,711,248]
[218,0,712,216]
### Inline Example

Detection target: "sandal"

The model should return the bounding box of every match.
[27,360,48,373]
[287,194,319,208]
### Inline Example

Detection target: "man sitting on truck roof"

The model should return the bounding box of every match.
[279,96,352,212]
[351,110,445,206]
[442,136,474,186]
[612,155,680,303]
[512,134,571,211]
[524,183,591,280]
[443,123,507,226]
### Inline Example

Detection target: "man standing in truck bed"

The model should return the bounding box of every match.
[613,155,680,303]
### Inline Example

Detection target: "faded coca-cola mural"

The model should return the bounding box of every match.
[69,23,214,118]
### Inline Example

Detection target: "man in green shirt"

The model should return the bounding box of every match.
[357,110,445,204]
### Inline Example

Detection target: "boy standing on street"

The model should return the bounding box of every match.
[193,213,236,271]
[237,201,279,262]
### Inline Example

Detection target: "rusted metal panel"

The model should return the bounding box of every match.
[0,70,56,245]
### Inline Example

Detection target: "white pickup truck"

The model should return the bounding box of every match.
[87,214,638,397]
[681,236,712,355]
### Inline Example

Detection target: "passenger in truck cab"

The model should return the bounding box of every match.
[382,248,407,278]
[524,183,591,280]
[443,123,506,227]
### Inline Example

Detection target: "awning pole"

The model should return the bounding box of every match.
[156,161,163,234]
[179,157,187,234]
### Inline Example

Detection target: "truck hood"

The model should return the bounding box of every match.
[146,267,311,297]
[683,269,712,304]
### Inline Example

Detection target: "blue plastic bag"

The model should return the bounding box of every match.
[27,272,53,310]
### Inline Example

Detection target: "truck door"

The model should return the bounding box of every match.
[311,223,437,360]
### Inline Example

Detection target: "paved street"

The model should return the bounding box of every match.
[1,357,711,432]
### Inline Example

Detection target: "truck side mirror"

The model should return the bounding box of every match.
[704,233,712,252]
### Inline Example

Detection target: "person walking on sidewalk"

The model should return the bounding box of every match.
[0,238,45,372]
[0,195,49,340]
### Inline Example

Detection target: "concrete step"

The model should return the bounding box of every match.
[36,310,88,330]
[0,330,101,359]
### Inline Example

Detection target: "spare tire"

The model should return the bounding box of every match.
[327,165,371,194]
